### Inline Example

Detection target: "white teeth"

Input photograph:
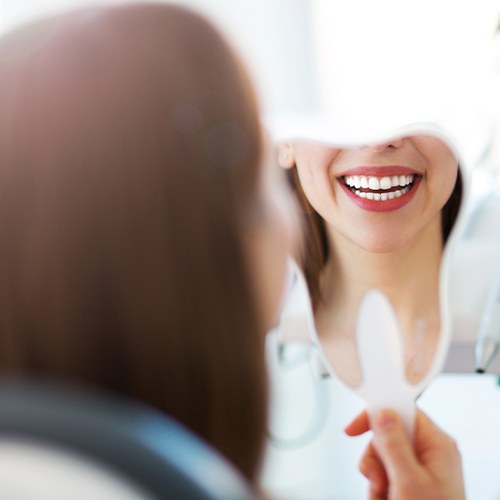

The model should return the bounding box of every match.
[353,186,410,201]
[344,174,415,203]
[379,176,392,189]
[344,174,415,190]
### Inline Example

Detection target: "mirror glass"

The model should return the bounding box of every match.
[278,131,463,387]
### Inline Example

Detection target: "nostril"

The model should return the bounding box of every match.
[370,139,404,152]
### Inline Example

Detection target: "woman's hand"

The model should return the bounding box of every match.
[345,408,466,500]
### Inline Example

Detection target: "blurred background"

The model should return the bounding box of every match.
[1,0,499,161]
[2,1,500,498]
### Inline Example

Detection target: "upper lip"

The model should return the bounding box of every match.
[337,165,421,177]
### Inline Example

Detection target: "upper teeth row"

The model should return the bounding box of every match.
[344,175,414,190]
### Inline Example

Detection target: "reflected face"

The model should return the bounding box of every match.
[277,133,462,387]
[288,135,458,252]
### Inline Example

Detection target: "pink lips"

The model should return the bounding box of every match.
[338,165,421,213]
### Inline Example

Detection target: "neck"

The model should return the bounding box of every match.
[315,215,444,385]
[320,217,443,322]
[316,216,444,385]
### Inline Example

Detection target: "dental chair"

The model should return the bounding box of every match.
[0,381,253,500]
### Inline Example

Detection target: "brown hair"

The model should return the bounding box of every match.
[287,161,463,310]
[0,3,266,482]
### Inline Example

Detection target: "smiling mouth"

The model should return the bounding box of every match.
[342,174,418,201]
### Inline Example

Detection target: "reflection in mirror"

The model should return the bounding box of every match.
[278,132,463,387]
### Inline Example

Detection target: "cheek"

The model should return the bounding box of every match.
[250,235,287,330]
[253,201,296,329]
[292,143,343,206]
[295,163,335,216]
[418,139,459,206]
[432,161,459,211]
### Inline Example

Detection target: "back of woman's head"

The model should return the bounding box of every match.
[0,3,266,480]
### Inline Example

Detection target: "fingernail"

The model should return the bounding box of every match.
[374,409,396,429]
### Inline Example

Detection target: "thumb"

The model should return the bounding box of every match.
[371,408,420,484]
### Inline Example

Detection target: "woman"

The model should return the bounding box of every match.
[0,2,462,497]
[0,2,292,482]
[278,134,462,384]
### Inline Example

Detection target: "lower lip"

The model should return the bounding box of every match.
[339,177,421,213]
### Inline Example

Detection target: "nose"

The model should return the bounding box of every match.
[368,137,404,152]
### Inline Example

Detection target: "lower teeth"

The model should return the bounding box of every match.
[353,185,411,201]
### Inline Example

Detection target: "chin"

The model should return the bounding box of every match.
[351,233,412,254]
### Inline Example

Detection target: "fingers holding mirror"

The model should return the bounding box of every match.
[279,130,464,388]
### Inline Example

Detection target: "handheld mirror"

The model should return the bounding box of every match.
[277,125,467,436]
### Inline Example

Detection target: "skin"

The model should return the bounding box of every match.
[279,135,458,385]
[248,139,297,330]
[345,408,466,500]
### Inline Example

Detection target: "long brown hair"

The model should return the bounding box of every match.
[0,3,266,481]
